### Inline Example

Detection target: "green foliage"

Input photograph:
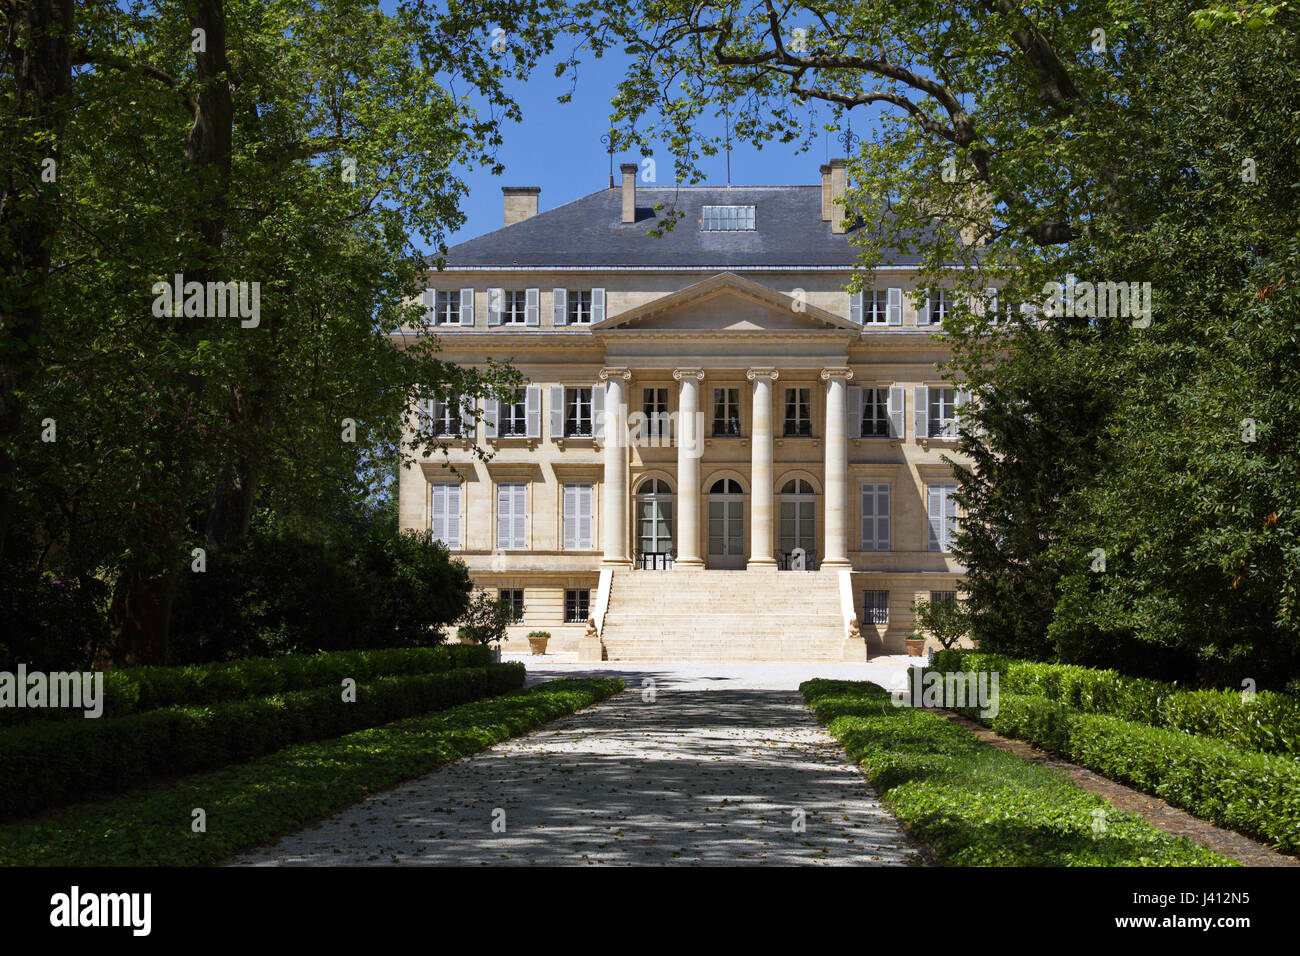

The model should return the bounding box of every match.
[456,589,517,646]
[0,677,624,866]
[910,596,970,650]
[799,680,1229,866]
[169,523,471,662]
[0,663,525,818]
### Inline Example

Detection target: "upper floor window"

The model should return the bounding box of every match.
[503,289,527,325]
[862,388,890,437]
[567,290,593,324]
[643,387,670,442]
[431,290,458,327]
[712,387,741,436]
[783,387,812,436]
[499,387,527,437]
[701,205,756,231]
[421,394,465,438]
[865,290,889,325]
[566,387,593,437]
[928,387,958,439]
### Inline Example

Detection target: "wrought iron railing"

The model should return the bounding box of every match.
[636,551,674,570]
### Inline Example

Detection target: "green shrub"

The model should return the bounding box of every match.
[0,677,625,866]
[0,645,489,728]
[0,662,523,818]
[799,680,1228,866]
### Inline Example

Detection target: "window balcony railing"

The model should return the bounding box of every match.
[777,550,819,571]
[636,551,675,570]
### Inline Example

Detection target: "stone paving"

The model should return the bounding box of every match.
[234,658,927,866]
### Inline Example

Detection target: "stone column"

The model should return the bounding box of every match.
[747,368,779,569]
[821,367,854,569]
[673,368,705,569]
[600,367,632,567]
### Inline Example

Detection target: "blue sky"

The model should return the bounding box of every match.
[440,51,862,250]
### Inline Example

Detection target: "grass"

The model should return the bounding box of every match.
[0,676,624,866]
[800,679,1233,867]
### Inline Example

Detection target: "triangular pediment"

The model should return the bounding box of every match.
[592,272,858,333]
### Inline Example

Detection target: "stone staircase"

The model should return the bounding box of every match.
[599,568,847,661]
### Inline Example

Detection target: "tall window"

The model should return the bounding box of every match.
[783,388,812,436]
[431,290,458,326]
[927,484,959,552]
[861,388,891,437]
[563,483,594,550]
[565,387,593,437]
[422,394,462,437]
[928,387,958,438]
[567,290,593,324]
[429,482,461,549]
[499,387,527,437]
[700,205,756,230]
[565,589,591,624]
[503,290,527,325]
[863,590,890,625]
[643,387,670,442]
[499,589,525,623]
[637,478,674,556]
[865,290,889,324]
[496,482,527,550]
[713,387,741,436]
[860,483,890,551]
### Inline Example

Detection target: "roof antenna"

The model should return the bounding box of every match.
[601,132,614,188]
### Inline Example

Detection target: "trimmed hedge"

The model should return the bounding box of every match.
[0,645,489,728]
[972,692,1300,855]
[931,649,1300,759]
[0,662,522,819]
[0,677,625,866]
[800,679,1229,866]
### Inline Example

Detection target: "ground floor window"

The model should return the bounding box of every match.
[863,590,890,625]
[930,590,957,607]
[499,588,525,623]
[565,589,591,624]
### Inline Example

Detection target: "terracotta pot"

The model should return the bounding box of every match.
[904,638,926,657]
[528,636,549,656]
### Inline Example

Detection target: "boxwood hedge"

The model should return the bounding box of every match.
[931,649,1300,759]
[0,661,521,819]
[0,645,489,728]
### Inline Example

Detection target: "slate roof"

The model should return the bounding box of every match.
[439,185,926,270]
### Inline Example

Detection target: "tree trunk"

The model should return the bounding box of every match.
[206,457,259,550]
[0,0,75,563]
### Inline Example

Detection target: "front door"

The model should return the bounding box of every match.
[707,478,746,569]
[779,479,817,567]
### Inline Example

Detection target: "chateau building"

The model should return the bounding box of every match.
[395,162,973,661]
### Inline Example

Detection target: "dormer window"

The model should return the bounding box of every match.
[701,205,756,231]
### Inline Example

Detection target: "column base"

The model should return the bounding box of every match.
[673,557,704,569]
[746,557,778,569]
[820,558,851,570]
[600,557,632,569]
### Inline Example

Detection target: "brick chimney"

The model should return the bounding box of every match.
[827,159,848,234]
[620,162,638,224]
[502,186,540,226]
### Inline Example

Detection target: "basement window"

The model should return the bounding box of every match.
[701,205,756,231]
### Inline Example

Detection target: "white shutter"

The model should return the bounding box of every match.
[846,385,862,439]
[592,383,605,439]
[487,287,503,326]
[877,484,890,551]
[421,289,436,326]
[849,291,863,325]
[525,385,541,438]
[927,485,943,551]
[887,287,903,326]
[553,288,567,326]
[860,484,873,550]
[945,487,959,551]
[446,484,461,549]
[955,389,971,434]
[417,398,432,434]
[860,484,890,551]
[430,483,447,545]
[458,395,475,437]
[987,287,998,324]
[578,483,592,548]
[496,484,511,549]
[888,385,905,439]
[917,292,931,326]
[525,287,540,326]
[459,288,475,327]
[512,483,526,549]
[549,385,565,440]
[563,484,578,550]
[483,397,499,439]
[914,385,929,440]
[591,288,606,323]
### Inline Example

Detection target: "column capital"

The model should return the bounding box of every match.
[599,366,633,382]
[820,366,855,382]
[672,367,705,382]
[745,367,780,383]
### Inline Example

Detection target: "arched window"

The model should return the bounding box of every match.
[637,477,671,495]
[780,478,815,495]
[779,478,816,561]
[636,478,674,557]
[709,478,743,495]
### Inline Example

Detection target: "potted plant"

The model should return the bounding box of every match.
[904,629,927,657]
[456,590,515,662]
[527,630,551,655]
